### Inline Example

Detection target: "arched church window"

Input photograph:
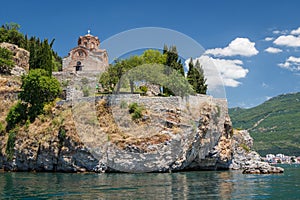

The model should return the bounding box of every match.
[75,61,82,71]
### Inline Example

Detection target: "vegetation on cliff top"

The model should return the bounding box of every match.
[0,22,62,74]
[229,92,300,156]
[99,46,207,96]
[0,22,208,157]
[0,22,63,132]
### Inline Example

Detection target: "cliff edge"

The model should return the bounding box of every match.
[0,93,235,172]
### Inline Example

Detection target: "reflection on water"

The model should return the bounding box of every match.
[0,165,299,199]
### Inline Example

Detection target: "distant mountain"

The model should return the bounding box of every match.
[229,92,300,156]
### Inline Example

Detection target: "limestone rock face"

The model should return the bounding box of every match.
[1,94,282,173]
[230,130,284,174]
[0,94,236,172]
[0,42,30,76]
[2,130,99,172]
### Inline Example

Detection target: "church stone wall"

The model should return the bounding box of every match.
[63,50,108,73]
[62,33,108,72]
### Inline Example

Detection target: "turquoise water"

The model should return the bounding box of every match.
[0,165,299,199]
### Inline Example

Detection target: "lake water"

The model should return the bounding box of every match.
[0,165,299,199]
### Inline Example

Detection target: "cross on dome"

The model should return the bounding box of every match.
[87,29,91,35]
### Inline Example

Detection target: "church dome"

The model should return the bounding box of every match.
[77,31,100,50]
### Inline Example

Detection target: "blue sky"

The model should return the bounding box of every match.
[1,0,300,108]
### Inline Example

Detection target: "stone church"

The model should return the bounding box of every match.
[62,31,108,72]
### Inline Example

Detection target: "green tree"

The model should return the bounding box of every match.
[52,51,62,71]
[38,39,53,76]
[121,55,143,93]
[99,67,116,92]
[187,58,207,94]
[0,22,62,74]
[164,45,184,76]
[29,38,53,75]
[28,36,38,69]
[99,48,202,96]
[163,44,168,54]
[121,64,194,97]
[0,47,15,74]
[0,22,25,48]
[19,69,61,120]
[142,49,166,64]
[162,45,185,95]
[6,101,28,130]
[99,56,143,93]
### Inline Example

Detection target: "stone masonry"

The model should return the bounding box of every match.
[62,31,108,72]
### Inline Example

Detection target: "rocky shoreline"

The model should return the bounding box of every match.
[230,130,284,174]
[0,95,284,174]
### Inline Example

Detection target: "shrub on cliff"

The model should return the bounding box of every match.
[5,130,16,160]
[0,47,14,74]
[19,69,61,120]
[6,69,61,130]
[0,122,5,135]
[129,102,144,121]
[6,101,28,130]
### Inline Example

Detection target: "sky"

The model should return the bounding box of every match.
[1,0,300,108]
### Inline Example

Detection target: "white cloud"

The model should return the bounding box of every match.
[287,56,300,63]
[278,56,300,71]
[264,47,282,54]
[205,38,259,57]
[278,62,290,68]
[273,30,289,35]
[291,27,300,35]
[186,55,249,89]
[265,37,274,41]
[273,35,300,47]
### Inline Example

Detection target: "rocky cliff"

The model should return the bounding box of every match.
[0,94,237,172]
[0,73,284,173]
[230,130,284,174]
[0,42,30,76]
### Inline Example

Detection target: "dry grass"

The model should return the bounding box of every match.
[96,99,171,152]
[0,78,177,154]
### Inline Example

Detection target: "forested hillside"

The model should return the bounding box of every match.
[229,92,300,156]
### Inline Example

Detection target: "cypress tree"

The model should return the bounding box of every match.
[162,45,186,95]
[29,37,37,70]
[39,39,53,76]
[187,58,207,94]
[164,45,184,76]
[163,44,168,54]
[194,59,207,94]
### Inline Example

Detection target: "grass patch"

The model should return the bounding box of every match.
[0,122,4,135]
[120,100,127,109]
[128,102,144,121]
[82,87,90,97]
[6,130,16,160]
[240,143,250,153]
